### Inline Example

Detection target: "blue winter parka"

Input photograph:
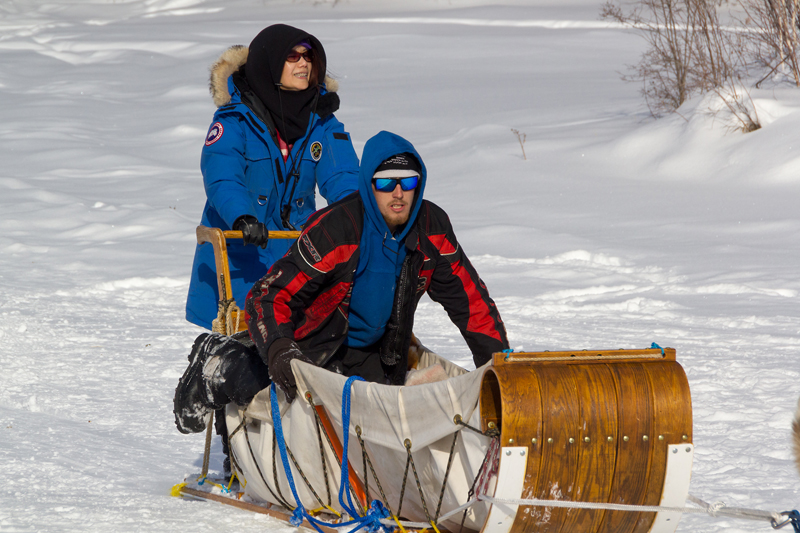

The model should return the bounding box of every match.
[186,46,359,329]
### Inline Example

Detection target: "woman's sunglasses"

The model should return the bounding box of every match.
[372,176,419,192]
[286,49,314,63]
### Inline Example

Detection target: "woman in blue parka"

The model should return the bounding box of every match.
[186,24,359,329]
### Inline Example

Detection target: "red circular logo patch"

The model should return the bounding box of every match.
[205,122,224,146]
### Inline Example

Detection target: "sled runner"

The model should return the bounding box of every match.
[175,227,695,533]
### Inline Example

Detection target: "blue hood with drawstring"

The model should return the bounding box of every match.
[345,131,427,348]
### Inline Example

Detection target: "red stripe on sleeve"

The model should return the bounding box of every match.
[428,233,457,255]
[315,244,359,273]
[450,261,503,342]
[272,271,312,326]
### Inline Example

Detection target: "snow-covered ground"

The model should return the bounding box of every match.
[1,0,799,531]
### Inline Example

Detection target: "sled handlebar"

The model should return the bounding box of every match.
[221,229,302,240]
[195,225,302,322]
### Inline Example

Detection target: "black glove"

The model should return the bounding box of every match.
[234,215,269,249]
[267,338,312,402]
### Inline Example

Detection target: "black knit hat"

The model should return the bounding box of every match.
[373,152,422,178]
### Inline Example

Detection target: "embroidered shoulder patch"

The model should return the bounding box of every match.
[205,122,224,146]
[310,141,322,162]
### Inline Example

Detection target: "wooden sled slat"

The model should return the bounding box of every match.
[531,365,580,533]
[494,348,675,365]
[597,364,654,533]
[633,363,693,533]
[564,364,617,533]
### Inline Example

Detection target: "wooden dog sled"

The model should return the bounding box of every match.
[174,227,694,533]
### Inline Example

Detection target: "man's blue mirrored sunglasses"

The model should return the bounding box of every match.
[372,176,419,192]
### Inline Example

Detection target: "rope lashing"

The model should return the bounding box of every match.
[270,383,310,527]
[243,419,292,509]
[502,348,514,361]
[356,426,394,515]
[338,376,395,533]
[404,438,440,533]
[434,431,460,521]
[310,396,334,508]
[397,441,411,519]
[353,427,410,532]
[360,429,370,507]
[196,475,231,494]
[454,413,500,438]
[286,441,329,511]
[272,425,291,506]
[379,498,479,530]
[650,342,665,355]
[476,493,797,528]
[339,375,365,518]
[307,392,360,513]
[270,378,394,533]
[459,436,499,533]
[270,384,342,533]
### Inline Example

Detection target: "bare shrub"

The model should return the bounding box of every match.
[740,0,800,86]
[710,85,762,131]
[602,0,748,116]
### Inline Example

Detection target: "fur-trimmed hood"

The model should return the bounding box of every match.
[208,45,339,107]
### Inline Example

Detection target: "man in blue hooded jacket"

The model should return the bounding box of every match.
[174,131,508,433]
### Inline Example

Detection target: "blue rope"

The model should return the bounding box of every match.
[270,380,393,533]
[339,375,365,517]
[338,376,395,533]
[346,500,392,533]
[650,342,665,355]
[270,383,312,528]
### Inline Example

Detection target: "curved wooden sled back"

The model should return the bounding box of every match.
[479,348,692,533]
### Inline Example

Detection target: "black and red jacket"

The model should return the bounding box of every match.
[245,192,508,383]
